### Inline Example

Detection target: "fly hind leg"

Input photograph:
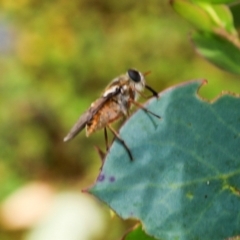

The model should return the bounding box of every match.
[107,124,133,161]
[130,99,161,119]
[104,127,109,151]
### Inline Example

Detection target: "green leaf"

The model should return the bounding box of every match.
[192,32,240,75]
[123,225,157,240]
[172,0,237,35]
[195,2,237,34]
[171,0,216,31]
[230,3,240,28]
[193,0,237,4]
[90,81,240,240]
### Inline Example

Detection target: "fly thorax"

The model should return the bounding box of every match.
[114,85,129,116]
[103,85,119,97]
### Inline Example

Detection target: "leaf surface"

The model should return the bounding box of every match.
[193,0,237,4]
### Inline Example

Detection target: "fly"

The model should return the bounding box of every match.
[64,69,160,160]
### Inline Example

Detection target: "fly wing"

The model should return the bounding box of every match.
[63,93,118,142]
[63,110,91,142]
[63,86,121,142]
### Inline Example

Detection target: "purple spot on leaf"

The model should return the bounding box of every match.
[109,176,115,182]
[97,174,105,182]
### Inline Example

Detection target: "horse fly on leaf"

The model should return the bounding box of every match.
[63,69,160,160]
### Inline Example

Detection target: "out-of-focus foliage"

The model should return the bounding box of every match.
[231,2,240,27]
[0,0,240,240]
[171,0,240,75]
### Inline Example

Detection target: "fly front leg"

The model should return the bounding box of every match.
[145,84,159,98]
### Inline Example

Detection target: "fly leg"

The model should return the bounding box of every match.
[145,84,159,98]
[130,99,161,119]
[95,127,109,164]
[104,127,109,151]
[107,124,133,161]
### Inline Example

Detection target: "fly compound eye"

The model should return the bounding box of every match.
[128,69,141,82]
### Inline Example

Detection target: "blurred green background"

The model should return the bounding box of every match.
[0,0,239,240]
